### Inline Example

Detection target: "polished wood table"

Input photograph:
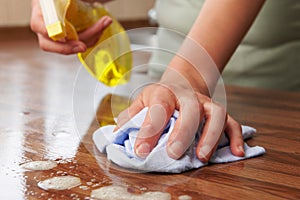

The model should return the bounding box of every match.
[0,43,299,199]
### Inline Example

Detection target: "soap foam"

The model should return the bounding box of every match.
[20,160,57,171]
[91,185,171,200]
[38,176,81,191]
[178,195,192,200]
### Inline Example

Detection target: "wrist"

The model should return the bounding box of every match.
[160,56,210,97]
[163,35,223,97]
[161,52,220,97]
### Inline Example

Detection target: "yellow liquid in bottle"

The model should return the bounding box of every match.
[95,93,130,127]
[65,0,132,86]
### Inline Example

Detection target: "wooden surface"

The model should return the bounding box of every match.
[1,31,300,199]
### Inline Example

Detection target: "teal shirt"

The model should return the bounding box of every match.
[149,0,300,91]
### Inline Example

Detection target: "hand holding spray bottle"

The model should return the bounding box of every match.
[39,0,132,86]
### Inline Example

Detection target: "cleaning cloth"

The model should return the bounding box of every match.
[93,108,265,173]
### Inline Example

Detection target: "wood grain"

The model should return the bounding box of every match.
[0,30,299,199]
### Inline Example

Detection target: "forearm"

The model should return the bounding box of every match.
[190,0,265,71]
[164,0,265,95]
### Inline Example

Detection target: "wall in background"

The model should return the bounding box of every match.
[0,0,31,26]
[105,0,155,21]
[0,0,155,27]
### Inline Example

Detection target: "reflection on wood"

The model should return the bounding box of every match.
[0,30,300,199]
[96,93,130,127]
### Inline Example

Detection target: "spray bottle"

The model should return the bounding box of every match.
[39,0,132,86]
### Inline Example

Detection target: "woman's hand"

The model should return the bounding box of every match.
[115,65,245,162]
[30,0,112,55]
[115,0,264,161]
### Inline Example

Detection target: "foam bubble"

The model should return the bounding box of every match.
[38,176,81,190]
[20,160,57,171]
[178,195,192,200]
[91,185,171,200]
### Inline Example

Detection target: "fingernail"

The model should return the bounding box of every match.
[72,46,85,53]
[168,141,184,159]
[198,145,211,161]
[113,125,119,132]
[136,143,150,159]
[103,17,112,27]
[238,145,245,155]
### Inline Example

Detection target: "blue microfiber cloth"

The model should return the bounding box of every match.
[93,108,265,173]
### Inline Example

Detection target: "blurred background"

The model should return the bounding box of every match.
[0,0,156,28]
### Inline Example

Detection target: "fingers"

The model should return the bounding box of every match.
[115,83,244,162]
[196,101,227,162]
[134,85,176,158]
[134,104,171,158]
[225,115,244,157]
[34,16,112,54]
[30,0,86,54]
[114,98,144,131]
[167,96,202,159]
[78,16,113,47]
[30,0,111,54]
[37,34,87,55]
[30,0,47,35]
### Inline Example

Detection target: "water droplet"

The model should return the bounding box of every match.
[79,185,89,190]
[70,193,77,197]
[40,192,48,197]
[139,187,147,191]
[90,178,97,182]
[92,183,100,188]
[86,182,93,186]
[51,130,70,137]
[19,111,30,116]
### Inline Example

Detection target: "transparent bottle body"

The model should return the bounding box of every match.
[55,0,133,86]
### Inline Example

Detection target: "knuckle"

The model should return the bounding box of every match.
[57,47,72,55]
[30,20,36,32]
[39,41,48,52]
[146,124,156,134]
[154,99,174,113]
[196,92,211,102]
[30,20,47,36]
[178,96,198,107]
[212,103,227,115]
[141,124,161,138]
[230,118,241,129]
[177,124,192,136]
[148,87,176,111]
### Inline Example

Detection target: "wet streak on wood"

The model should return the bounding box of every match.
[0,35,299,199]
